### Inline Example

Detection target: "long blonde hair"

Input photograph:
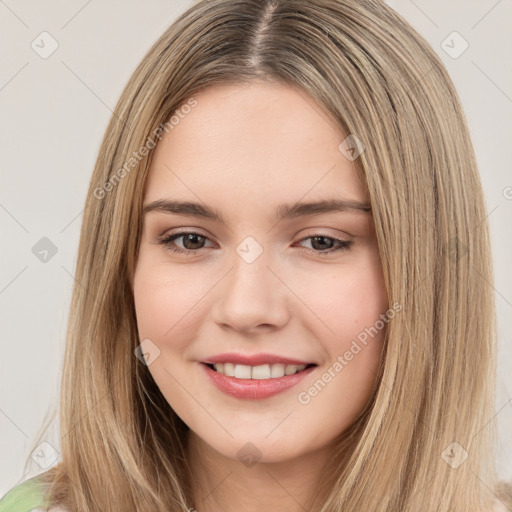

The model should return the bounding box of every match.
[27,0,504,510]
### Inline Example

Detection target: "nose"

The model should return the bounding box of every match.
[210,247,291,333]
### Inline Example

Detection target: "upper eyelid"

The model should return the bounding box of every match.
[159,228,214,243]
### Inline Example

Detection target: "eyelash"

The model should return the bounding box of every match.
[157,231,353,257]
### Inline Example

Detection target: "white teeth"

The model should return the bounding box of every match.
[211,362,308,379]
[270,364,285,378]
[223,362,235,377]
[234,364,252,379]
[285,364,297,375]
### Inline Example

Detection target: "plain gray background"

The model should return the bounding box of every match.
[1,0,511,496]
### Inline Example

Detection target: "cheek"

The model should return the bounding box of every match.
[132,252,208,347]
[292,255,387,392]
[337,266,387,333]
[292,268,387,430]
[293,254,387,339]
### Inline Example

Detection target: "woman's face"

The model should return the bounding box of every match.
[132,80,388,464]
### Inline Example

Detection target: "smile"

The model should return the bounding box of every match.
[200,362,317,400]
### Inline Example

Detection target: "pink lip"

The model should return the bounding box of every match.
[201,352,314,366]
[199,362,316,400]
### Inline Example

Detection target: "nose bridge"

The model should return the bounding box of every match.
[212,236,289,330]
[231,237,272,287]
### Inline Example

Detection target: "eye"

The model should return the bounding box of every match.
[157,231,214,255]
[295,234,353,256]
[156,231,353,257]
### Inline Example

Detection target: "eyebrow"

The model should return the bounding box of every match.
[142,198,371,223]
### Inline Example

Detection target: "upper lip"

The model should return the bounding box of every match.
[201,352,316,367]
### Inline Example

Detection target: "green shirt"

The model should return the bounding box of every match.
[0,477,50,512]
[1,476,510,511]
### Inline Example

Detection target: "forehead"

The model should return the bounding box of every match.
[144,81,367,213]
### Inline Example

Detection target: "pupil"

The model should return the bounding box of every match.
[312,236,332,250]
[184,234,203,249]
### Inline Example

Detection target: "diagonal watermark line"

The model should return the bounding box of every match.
[201,471,233,505]
[60,265,96,304]
[265,266,336,335]
[164,267,234,337]
[61,60,113,112]
[0,62,29,92]
[471,398,511,442]
[0,202,29,233]
[162,365,234,437]
[61,61,125,124]
[408,471,440,503]
[0,265,28,296]
[9,468,36,497]
[0,408,29,439]
[60,208,84,233]
[470,468,508,510]
[471,0,503,30]
[0,0,29,28]
[471,204,499,234]
[265,410,294,438]
[472,264,512,309]
[263,469,309,511]
[61,0,94,30]
[472,61,512,104]
[407,0,439,28]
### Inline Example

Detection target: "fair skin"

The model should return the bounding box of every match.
[132,80,388,511]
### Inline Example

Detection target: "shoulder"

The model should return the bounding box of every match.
[0,476,50,512]
[0,476,68,512]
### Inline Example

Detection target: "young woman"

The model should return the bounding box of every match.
[1,0,510,511]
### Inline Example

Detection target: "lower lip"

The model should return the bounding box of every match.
[199,363,316,400]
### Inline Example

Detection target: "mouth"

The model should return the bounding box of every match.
[200,361,317,399]
[202,362,317,380]
[199,360,318,400]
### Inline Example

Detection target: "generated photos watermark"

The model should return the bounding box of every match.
[93,97,198,199]
[297,301,403,405]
